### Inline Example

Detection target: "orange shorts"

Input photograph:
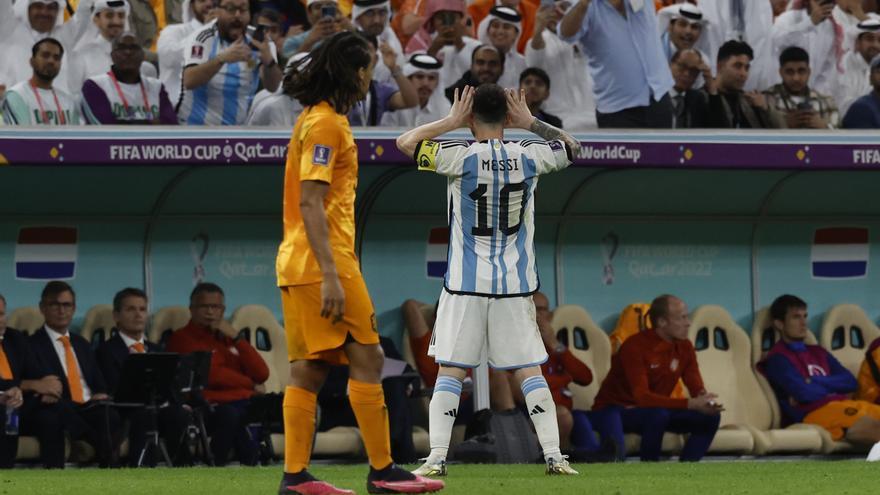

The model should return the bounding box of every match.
[281,275,378,366]
[803,400,880,440]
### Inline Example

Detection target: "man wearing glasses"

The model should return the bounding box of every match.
[166,282,269,466]
[24,281,122,468]
[177,0,282,125]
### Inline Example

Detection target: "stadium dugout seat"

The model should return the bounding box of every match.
[751,308,856,454]
[689,305,822,455]
[148,305,190,347]
[230,305,288,394]
[819,304,880,376]
[552,305,683,455]
[80,304,116,347]
[7,306,44,334]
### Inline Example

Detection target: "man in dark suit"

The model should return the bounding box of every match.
[24,281,122,468]
[96,288,191,467]
[0,294,26,468]
[668,48,710,129]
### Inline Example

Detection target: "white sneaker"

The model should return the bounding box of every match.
[412,458,447,477]
[867,441,880,462]
[546,456,579,475]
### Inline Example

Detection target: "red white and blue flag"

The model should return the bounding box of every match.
[15,227,78,280]
[811,227,869,279]
[426,226,449,279]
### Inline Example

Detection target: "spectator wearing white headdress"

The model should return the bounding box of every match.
[0,0,94,93]
[697,0,777,92]
[245,52,307,126]
[656,2,710,64]
[832,0,875,49]
[69,0,158,92]
[839,15,880,116]
[381,53,451,126]
[157,0,215,107]
[477,6,525,89]
[772,0,845,98]
[405,0,480,89]
[525,0,595,129]
[352,0,405,85]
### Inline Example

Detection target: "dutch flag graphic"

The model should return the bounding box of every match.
[426,227,449,279]
[811,227,869,279]
[15,227,78,280]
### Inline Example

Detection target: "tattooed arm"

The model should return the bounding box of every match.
[506,89,581,161]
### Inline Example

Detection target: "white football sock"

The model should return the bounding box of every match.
[426,375,463,463]
[867,441,880,462]
[521,375,561,462]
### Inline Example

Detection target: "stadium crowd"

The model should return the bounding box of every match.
[0,0,878,128]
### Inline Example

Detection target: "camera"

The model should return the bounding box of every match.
[796,100,813,111]
[437,11,459,27]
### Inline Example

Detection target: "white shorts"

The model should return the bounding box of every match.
[428,290,548,370]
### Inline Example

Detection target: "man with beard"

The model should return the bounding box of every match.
[382,54,451,127]
[838,16,880,116]
[656,2,710,64]
[352,0,405,84]
[0,0,94,93]
[525,0,595,129]
[477,6,526,89]
[178,0,281,125]
[69,0,158,94]
[3,38,84,125]
[157,0,215,107]
[763,46,838,129]
[82,32,178,124]
[444,45,503,103]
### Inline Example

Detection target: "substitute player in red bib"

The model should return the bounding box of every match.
[276,31,444,495]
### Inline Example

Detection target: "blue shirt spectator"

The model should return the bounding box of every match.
[842,55,880,129]
[558,0,673,127]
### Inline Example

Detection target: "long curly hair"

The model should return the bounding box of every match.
[283,31,373,114]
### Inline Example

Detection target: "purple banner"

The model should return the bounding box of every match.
[0,129,879,169]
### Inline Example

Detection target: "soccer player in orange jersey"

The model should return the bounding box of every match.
[275,31,444,495]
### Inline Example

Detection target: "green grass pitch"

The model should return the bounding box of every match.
[1,461,876,494]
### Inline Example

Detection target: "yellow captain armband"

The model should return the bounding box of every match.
[416,140,440,172]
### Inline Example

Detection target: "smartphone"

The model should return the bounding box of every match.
[252,24,266,42]
[321,4,337,19]
[438,11,458,27]
[796,100,813,111]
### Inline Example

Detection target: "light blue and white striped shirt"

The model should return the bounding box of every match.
[177,24,271,125]
[415,138,571,297]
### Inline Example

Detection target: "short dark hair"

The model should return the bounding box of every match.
[32,38,64,58]
[41,281,75,304]
[254,9,280,23]
[190,282,225,303]
[519,67,550,89]
[670,48,699,64]
[647,294,676,327]
[113,288,148,313]
[717,40,753,64]
[770,294,807,323]
[471,44,505,70]
[284,31,373,114]
[472,83,508,124]
[779,45,809,66]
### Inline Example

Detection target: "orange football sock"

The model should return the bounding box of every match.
[283,386,317,474]
[348,379,393,470]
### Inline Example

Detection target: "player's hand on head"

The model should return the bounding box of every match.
[505,88,534,130]
[321,275,346,323]
[448,85,473,128]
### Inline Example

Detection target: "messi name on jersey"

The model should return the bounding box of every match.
[481,158,520,171]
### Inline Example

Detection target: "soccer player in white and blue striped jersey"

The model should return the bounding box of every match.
[397,84,582,477]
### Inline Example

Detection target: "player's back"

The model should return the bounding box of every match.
[276,102,361,287]
[417,137,571,297]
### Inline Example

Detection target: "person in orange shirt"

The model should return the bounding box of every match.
[276,31,443,495]
[468,0,538,53]
[857,336,880,404]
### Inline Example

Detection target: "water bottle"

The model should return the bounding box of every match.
[4,405,18,436]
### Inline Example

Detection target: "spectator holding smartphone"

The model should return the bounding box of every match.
[764,46,838,128]
[406,0,481,88]
[282,0,349,56]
